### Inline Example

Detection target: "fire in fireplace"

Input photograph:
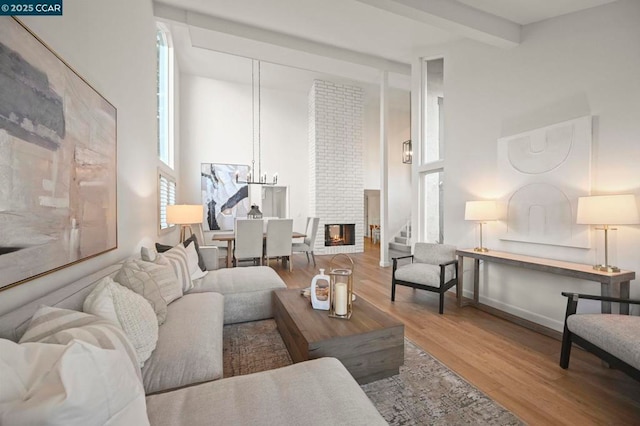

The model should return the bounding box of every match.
[324,224,355,247]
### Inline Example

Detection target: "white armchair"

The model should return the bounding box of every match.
[391,243,458,314]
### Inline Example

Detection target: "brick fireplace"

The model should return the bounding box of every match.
[308,80,364,255]
[324,224,356,247]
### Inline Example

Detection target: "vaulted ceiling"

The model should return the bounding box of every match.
[155,0,618,90]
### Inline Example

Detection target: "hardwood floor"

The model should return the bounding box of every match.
[274,239,640,425]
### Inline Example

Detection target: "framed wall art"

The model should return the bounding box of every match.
[0,17,117,291]
[201,163,249,231]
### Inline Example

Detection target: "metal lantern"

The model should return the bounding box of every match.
[328,254,354,319]
[247,204,263,219]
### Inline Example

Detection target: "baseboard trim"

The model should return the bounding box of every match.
[470,302,562,341]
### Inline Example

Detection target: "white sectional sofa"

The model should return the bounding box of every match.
[0,246,386,425]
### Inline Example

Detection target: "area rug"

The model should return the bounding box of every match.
[223,320,523,425]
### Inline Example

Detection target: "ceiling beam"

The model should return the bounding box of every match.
[154,2,411,75]
[356,0,521,48]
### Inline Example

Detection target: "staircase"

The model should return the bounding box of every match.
[389,222,411,255]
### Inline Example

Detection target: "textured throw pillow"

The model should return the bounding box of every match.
[0,339,149,426]
[19,305,142,382]
[156,235,206,271]
[138,257,182,304]
[115,261,168,325]
[82,280,159,366]
[185,241,208,281]
[160,244,193,292]
[183,234,206,271]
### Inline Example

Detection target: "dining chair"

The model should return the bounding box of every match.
[292,217,319,266]
[265,219,294,271]
[233,219,264,267]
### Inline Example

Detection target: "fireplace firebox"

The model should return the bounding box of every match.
[324,224,355,247]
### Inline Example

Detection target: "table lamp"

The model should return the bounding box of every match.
[465,200,498,252]
[167,204,204,243]
[576,194,639,272]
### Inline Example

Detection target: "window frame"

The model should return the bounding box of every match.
[158,169,176,235]
[416,56,446,243]
[156,23,174,169]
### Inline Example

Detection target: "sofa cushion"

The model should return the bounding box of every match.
[115,260,168,325]
[18,306,142,383]
[83,279,159,367]
[395,263,453,288]
[414,243,456,265]
[160,244,193,293]
[0,339,149,426]
[141,293,224,394]
[145,357,386,426]
[156,235,206,272]
[185,241,207,281]
[184,234,206,272]
[138,257,183,304]
[188,266,287,324]
[567,314,640,370]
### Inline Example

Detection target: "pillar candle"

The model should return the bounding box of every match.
[335,282,348,316]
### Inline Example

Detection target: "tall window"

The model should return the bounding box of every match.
[158,172,176,231]
[157,25,175,234]
[156,25,173,168]
[419,58,445,243]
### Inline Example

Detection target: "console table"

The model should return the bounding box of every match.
[456,249,635,315]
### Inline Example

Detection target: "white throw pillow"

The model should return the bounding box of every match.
[115,261,168,325]
[0,339,149,426]
[185,240,208,281]
[19,305,142,383]
[139,256,183,304]
[162,244,194,292]
[83,279,159,366]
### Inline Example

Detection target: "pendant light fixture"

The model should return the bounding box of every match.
[236,59,278,186]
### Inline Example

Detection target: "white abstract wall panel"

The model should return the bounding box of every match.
[497,116,591,248]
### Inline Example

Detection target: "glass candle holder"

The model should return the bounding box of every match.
[328,254,354,319]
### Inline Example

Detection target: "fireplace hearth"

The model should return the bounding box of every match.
[324,224,355,247]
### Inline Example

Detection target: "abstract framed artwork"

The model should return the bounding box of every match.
[201,163,249,231]
[497,116,591,248]
[0,17,117,291]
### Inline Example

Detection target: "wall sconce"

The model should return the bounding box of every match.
[465,200,498,252]
[576,194,639,272]
[402,139,412,164]
[167,204,204,243]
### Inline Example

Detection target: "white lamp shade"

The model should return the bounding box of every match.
[166,204,203,225]
[465,200,498,221]
[576,194,640,225]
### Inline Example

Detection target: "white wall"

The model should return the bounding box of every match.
[417,0,640,330]
[0,0,159,315]
[179,74,309,231]
[364,92,412,238]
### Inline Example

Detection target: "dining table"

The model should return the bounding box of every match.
[212,231,306,268]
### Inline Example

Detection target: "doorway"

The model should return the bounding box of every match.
[261,186,288,218]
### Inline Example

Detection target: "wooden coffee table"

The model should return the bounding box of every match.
[273,289,404,384]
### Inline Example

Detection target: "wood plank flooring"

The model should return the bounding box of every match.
[273,239,640,425]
